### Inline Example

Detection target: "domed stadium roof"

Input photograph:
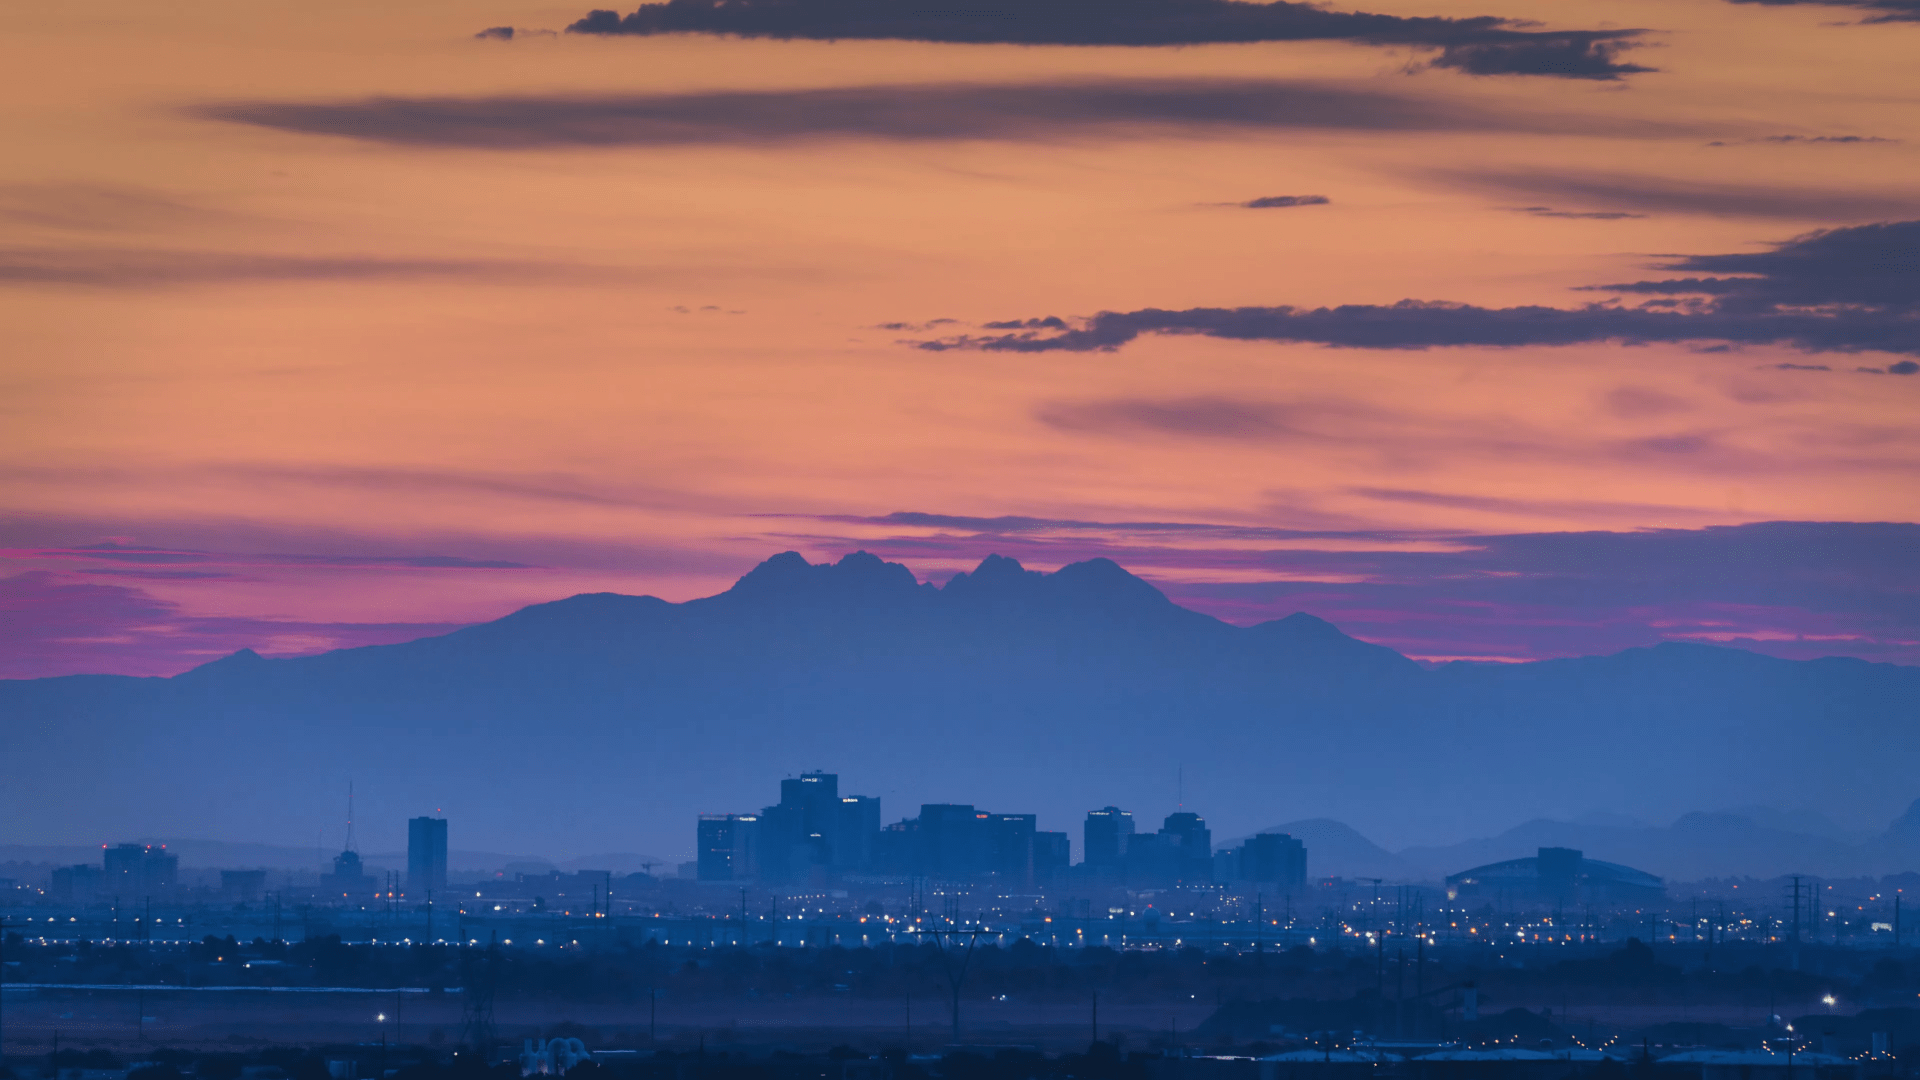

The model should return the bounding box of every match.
[1446,846,1662,903]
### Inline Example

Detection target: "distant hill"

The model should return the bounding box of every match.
[1220,819,1413,881]
[1394,798,1920,881]
[3,551,1916,864]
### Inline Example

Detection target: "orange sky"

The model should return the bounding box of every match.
[2,0,1916,675]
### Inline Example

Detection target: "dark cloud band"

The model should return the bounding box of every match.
[565,0,1650,79]
[919,220,1920,359]
[195,79,1663,149]
[1727,0,1920,23]
[1244,195,1329,209]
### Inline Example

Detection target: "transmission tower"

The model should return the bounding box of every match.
[458,936,498,1062]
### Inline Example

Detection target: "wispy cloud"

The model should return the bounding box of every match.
[0,184,246,234]
[1706,134,1899,146]
[1,543,536,571]
[0,571,471,679]
[1506,205,1647,220]
[0,247,612,289]
[1438,168,1920,221]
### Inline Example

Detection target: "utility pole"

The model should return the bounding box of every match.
[1415,934,1425,1040]
[1790,876,1803,970]
[1395,948,1405,1039]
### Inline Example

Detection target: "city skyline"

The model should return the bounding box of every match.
[3,0,1916,1067]
[6,550,1917,860]
[4,0,1918,679]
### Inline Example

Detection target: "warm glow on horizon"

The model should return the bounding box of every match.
[1,0,1916,678]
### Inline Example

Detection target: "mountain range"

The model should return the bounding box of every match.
[1225,801,1920,883]
[4,551,1916,869]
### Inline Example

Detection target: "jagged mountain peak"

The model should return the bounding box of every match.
[942,553,1174,612]
[722,549,925,602]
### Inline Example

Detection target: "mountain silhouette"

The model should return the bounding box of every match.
[2,551,1915,864]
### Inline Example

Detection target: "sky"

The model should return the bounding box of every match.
[3,0,1917,679]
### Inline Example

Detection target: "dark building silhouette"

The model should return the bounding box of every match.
[875,803,1063,884]
[697,813,760,881]
[408,816,449,894]
[989,813,1037,882]
[103,843,177,895]
[917,803,990,879]
[221,869,267,902]
[1157,811,1213,884]
[694,772,1079,886]
[1447,846,1663,906]
[325,848,376,894]
[761,771,855,884]
[700,772,882,884]
[1083,806,1134,872]
[832,796,881,871]
[51,863,104,903]
[1033,830,1071,883]
[1235,832,1308,891]
[1080,808,1213,886]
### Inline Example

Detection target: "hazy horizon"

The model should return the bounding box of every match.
[5,0,1917,682]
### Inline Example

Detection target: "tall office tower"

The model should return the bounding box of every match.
[1160,811,1213,883]
[832,796,881,870]
[1239,832,1308,891]
[873,817,921,876]
[697,813,761,881]
[1083,807,1134,868]
[1032,832,1071,884]
[1160,812,1211,857]
[988,814,1038,884]
[103,843,178,895]
[917,804,987,880]
[780,771,840,833]
[761,771,839,882]
[408,816,449,894]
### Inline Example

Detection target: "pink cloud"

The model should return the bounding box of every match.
[0,571,466,679]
